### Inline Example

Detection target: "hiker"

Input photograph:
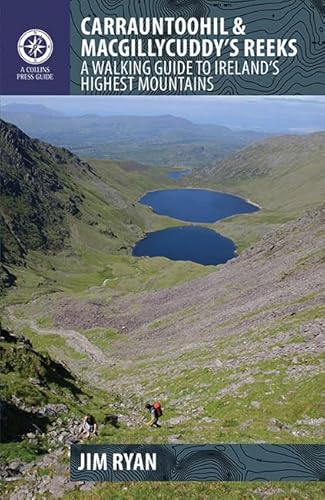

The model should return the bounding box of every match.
[80,414,97,438]
[145,402,162,428]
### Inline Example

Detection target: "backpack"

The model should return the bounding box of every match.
[153,401,162,417]
[86,415,95,426]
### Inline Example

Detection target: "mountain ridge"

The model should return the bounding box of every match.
[0,119,89,263]
[1,106,267,167]
[204,132,325,181]
[1,103,64,117]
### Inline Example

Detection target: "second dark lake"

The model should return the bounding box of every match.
[139,189,259,223]
[132,226,236,265]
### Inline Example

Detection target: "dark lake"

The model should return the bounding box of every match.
[167,169,192,180]
[132,226,236,266]
[139,188,259,223]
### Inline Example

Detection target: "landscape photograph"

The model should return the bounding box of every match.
[0,95,324,498]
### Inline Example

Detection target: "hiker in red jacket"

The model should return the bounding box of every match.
[145,402,162,427]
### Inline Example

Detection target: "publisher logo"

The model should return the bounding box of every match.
[17,29,53,65]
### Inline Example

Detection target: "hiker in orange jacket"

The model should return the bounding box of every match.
[145,402,162,427]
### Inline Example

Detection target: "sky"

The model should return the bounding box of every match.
[1,95,325,132]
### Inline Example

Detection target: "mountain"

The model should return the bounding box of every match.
[3,97,325,133]
[1,103,64,117]
[204,132,325,181]
[0,119,170,293]
[198,132,325,213]
[0,119,87,263]
[0,105,266,167]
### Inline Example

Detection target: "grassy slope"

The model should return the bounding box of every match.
[190,132,325,251]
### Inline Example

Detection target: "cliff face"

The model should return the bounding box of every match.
[0,120,149,294]
[0,119,89,264]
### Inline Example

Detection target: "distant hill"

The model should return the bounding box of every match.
[1,105,267,167]
[1,103,63,117]
[200,132,325,213]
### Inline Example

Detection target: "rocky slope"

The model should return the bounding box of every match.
[43,206,325,361]
[0,327,114,497]
[0,327,81,445]
[0,119,90,294]
[0,120,88,259]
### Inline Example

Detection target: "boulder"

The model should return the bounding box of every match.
[104,414,119,427]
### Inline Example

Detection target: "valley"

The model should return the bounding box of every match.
[0,105,267,167]
[0,114,324,498]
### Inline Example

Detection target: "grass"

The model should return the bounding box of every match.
[64,481,325,499]
[85,300,325,457]
[0,240,211,313]
[36,317,55,328]
[81,327,119,351]
[2,304,324,496]
[0,442,49,464]
[19,327,87,362]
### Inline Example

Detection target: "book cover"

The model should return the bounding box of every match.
[0,1,324,497]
